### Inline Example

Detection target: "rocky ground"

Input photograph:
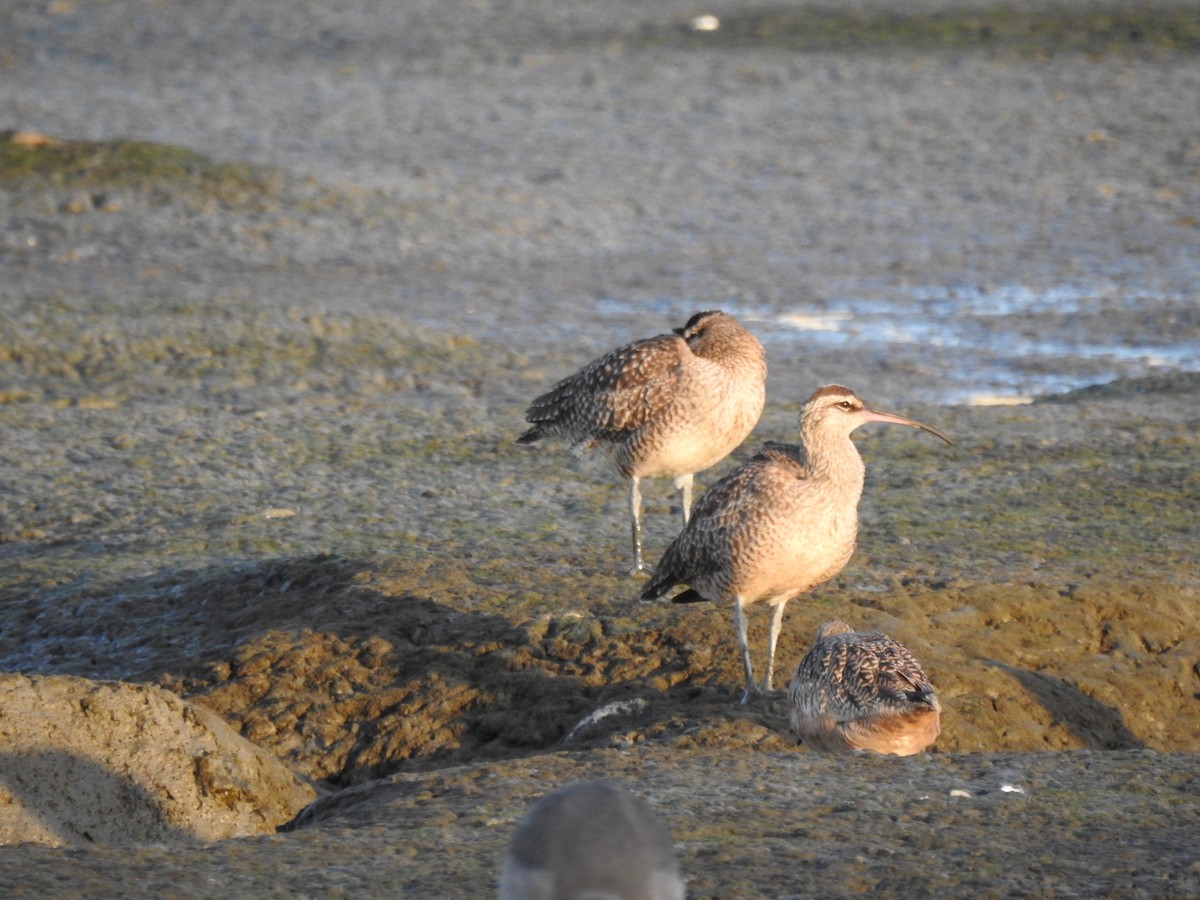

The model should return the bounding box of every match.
[1,0,1199,896]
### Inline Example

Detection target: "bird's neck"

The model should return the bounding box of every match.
[800,431,866,495]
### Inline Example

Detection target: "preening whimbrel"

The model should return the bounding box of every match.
[499,781,685,900]
[641,385,951,702]
[789,620,941,756]
[517,311,766,573]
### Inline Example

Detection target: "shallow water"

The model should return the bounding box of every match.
[597,279,1200,406]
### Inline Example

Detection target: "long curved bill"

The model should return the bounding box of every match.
[862,408,954,445]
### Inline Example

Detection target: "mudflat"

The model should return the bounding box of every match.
[1,1,1198,896]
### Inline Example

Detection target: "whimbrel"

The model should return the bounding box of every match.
[499,780,685,900]
[518,311,766,573]
[788,620,941,756]
[641,385,951,702]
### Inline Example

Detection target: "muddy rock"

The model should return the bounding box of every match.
[0,674,316,847]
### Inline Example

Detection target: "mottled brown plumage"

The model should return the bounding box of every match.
[499,781,685,900]
[518,311,766,573]
[641,385,951,702]
[788,620,941,756]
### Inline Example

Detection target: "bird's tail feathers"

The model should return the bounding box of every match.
[515,426,543,445]
[639,572,676,602]
[904,688,938,708]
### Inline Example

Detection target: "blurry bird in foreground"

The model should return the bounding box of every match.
[499,780,685,900]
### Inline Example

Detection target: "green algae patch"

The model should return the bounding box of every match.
[652,4,1200,58]
[0,294,499,405]
[849,392,1200,591]
[0,132,283,211]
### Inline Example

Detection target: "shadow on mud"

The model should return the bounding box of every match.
[1,553,780,786]
[985,660,1143,750]
[0,749,197,846]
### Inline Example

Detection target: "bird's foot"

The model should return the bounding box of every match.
[738,685,763,705]
[739,684,786,704]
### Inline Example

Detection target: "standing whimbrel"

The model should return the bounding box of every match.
[641,385,951,702]
[499,780,685,900]
[517,311,766,573]
[788,620,941,756]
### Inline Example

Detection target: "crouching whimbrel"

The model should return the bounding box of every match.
[518,310,766,573]
[498,780,685,900]
[641,385,951,702]
[789,620,941,756]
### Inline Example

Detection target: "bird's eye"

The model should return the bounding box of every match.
[837,400,853,410]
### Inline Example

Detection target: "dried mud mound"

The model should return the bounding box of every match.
[154,555,792,784]
[126,553,1198,787]
[0,674,315,846]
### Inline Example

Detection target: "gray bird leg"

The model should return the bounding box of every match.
[761,601,788,693]
[674,472,694,525]
[734,597,757,704]
[629,476,645,574]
